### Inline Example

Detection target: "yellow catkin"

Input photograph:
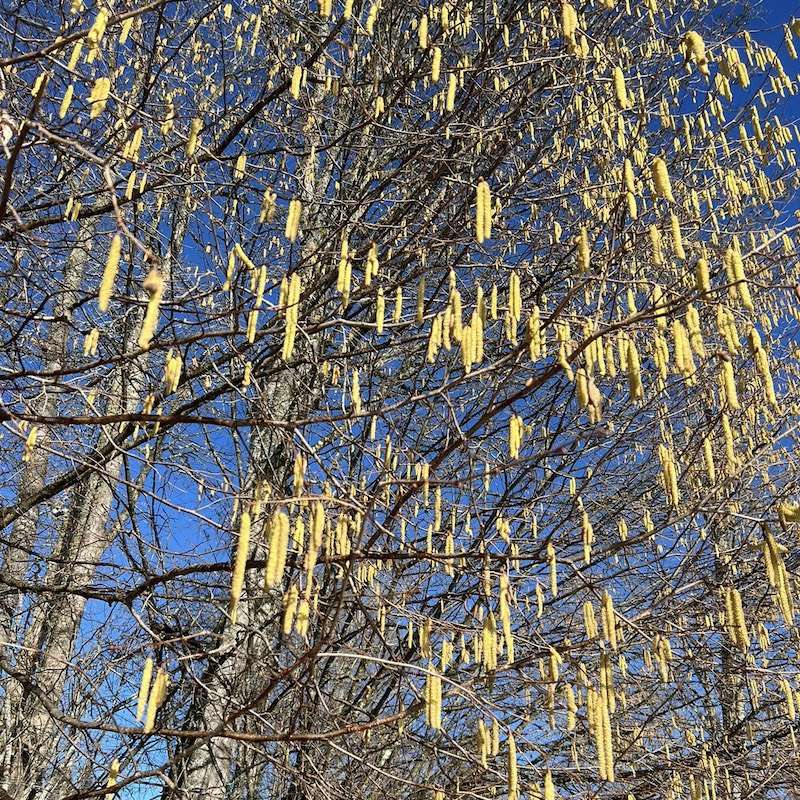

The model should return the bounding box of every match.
[266,511,290,588]
[561,3,578,50]
[282,273,301,360]
[725,586,749,650]
[626,339,643,400]
[186,118,202,156]
[482,612,498,671]
[477,720,489,766]
[782,678,797,721]
[230,510,251,625]
[544,769,556,800]
[59,83,75,118]
[499,574,514,664]
[577,226,590,272]
[98,233,121,312]
[425,668,442,729]
[282,584,299,634]
[613,66,630,109]
[119,17,134,43]
[432,47,442,82]
[418,13,428,49]
[290,65,303,99]
[138,268,164,350]
[67,41,82,70]
[351,368,362,414]
[104,760,120,800]
[476,179,492,242]
[446,72,457,111]
[670,213,685,260]
[88,76,111,118]
[135,657,153,721]
[720,359,740,409]
[729,245,754,311]
[684,31,710,76]
[285,198,302,242]
[508,732,518,800]
[87,9,109,56]
[601,591,618,650]
[143,667,167,733]
[376,287,385,334]
[547,541,557,597]
[583,600,598,639]
[702,437,716,483]
[651,156,675,202]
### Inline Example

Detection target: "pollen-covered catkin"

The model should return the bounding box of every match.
[425,668,442,729]
[720,358,740,409]
[88,77,111,118]
[613,66,630,109]
[561,3,578,50]
[282,584,299,634]
[59,83,75,118]
[684,30,710,76]
[499,573,515,663]
[98,233,121,312]
[229,509,251,625]
[266,511,290,588]
[626,339,643,400]
[104,760,119,800]
[290,65,302,99]
[446,72,457,111]
[285,198,302,242]
[577,226,590,272]
[544,770,556,800]
[601,591,618,650]
[143,667,168,733]
[507,732,518,800]
[186,118,202,156]
[475,179,492,243]
[282,273,301,360]
[135,657,153,721]
[651,156,675,202]
[724,586,750,650]
[138,268,164,350]
[432,47,442,82]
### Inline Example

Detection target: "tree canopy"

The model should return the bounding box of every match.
[2,1,800,800]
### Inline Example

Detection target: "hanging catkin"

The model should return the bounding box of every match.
[186,118,202,156]
[577,226,590,272]
[475,179,492,243]
[720,358,740,409]
[625,338,643,400]
[282,584,299,634]
[651,156,675,202]
[98,233,121,312]
[613,66,630,109]
[285,198,302,242]
[266,511,290,588]
[88,76,111,118]
[282,273,301,360]
[507,732,518,800]
[138,268,164,350]
[684,31,710,76]
[561,3,578,51]
[143,667,168,733]
[229,509,251,625]
[425,668,442,729]
[135,657,153,721]
[499,573,515,663]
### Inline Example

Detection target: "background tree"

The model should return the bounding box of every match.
[2,1,800,800]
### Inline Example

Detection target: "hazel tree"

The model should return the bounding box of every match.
[2,2,800,800]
